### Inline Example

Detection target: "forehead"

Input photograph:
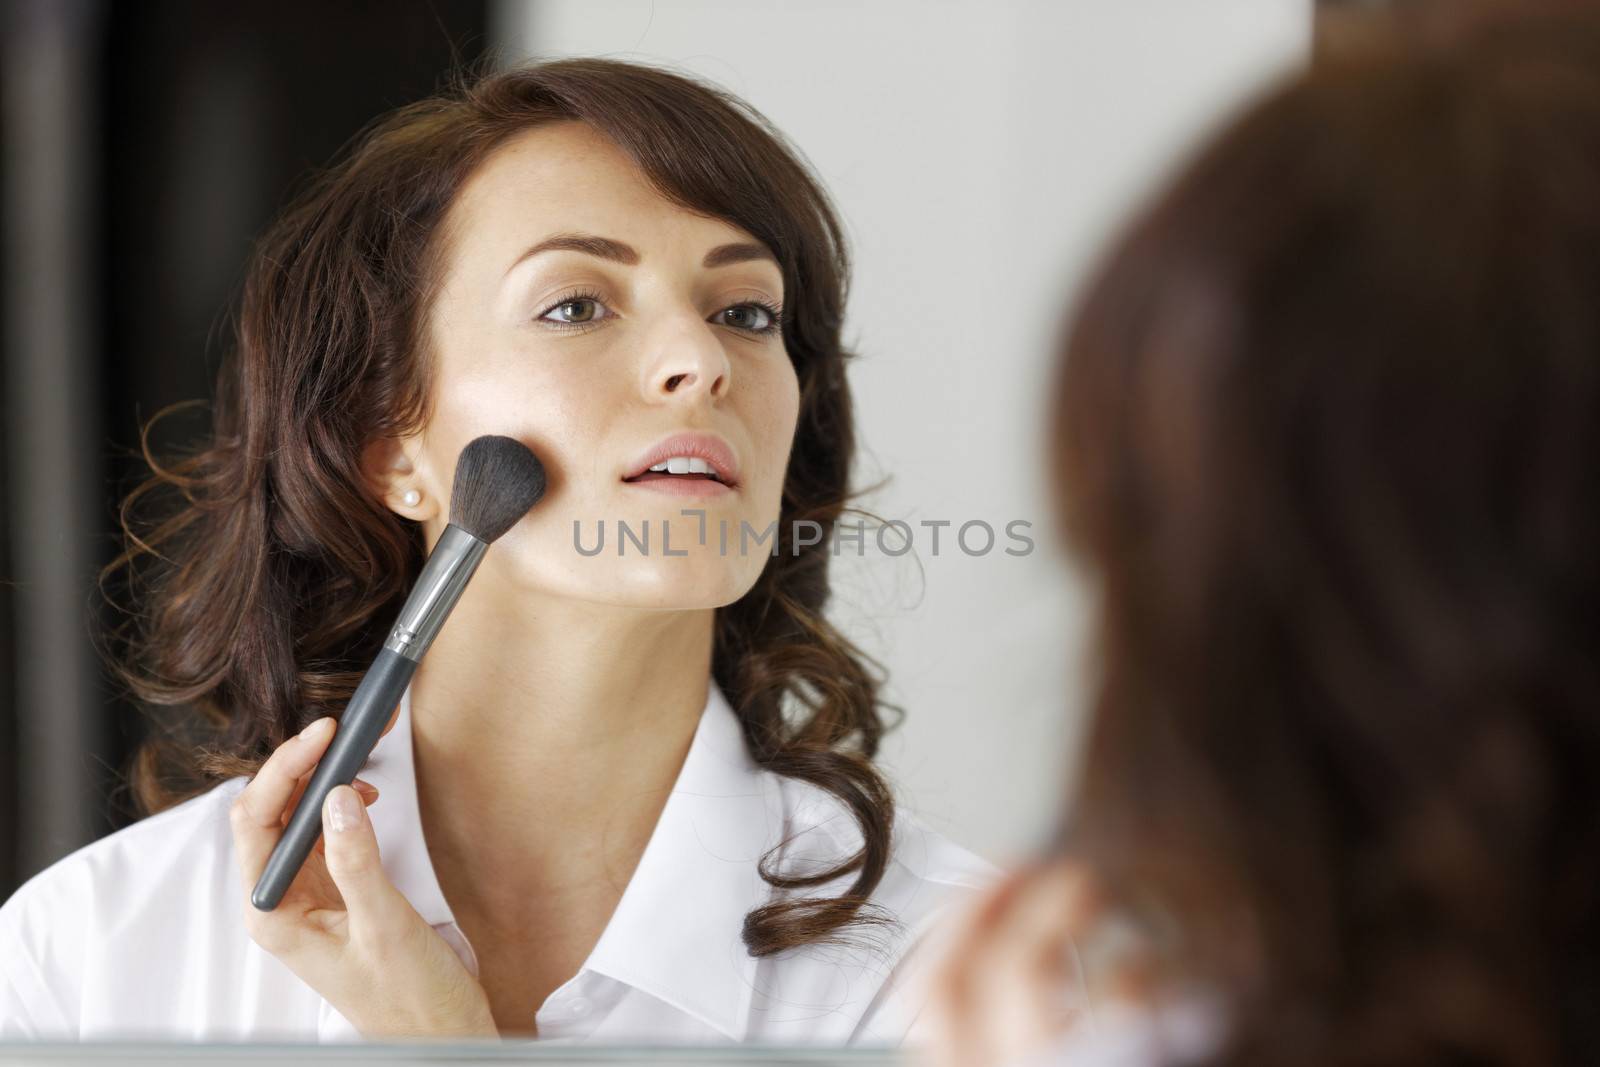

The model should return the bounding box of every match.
[443,120,758,259]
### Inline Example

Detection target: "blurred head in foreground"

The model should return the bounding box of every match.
[933,2,1600,1064]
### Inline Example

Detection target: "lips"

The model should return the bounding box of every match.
[621,432,741,488]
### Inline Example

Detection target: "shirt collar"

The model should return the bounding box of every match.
[357,677,780,1041]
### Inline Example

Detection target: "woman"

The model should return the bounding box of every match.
[0,57,998,1043]
[925,1,1600,1064]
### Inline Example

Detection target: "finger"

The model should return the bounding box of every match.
[306,778,380,858]
[957,863,1098,1063]
[320,784,415,944]
[928,864,1043,1007]
[979,870,1094,1062]
[284,777,378,829]
[925,864,1044,1067]
[1015,863,1099,1036]
[932,874,1045,1067]
[926,861,1091,1067]
[993,862,1098,982]
[230,717,337,887]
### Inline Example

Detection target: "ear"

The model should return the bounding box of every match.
[359,434,409,499]
[360,434,433,520]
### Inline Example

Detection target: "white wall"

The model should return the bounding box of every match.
[492,0,1312,868]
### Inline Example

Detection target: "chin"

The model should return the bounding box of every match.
[522,550,765,612]
[494,510,776,609]
[605,553,766,610]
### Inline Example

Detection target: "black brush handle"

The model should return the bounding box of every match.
[250,647,417,911]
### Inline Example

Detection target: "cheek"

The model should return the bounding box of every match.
[749,359,801,479]
[436,355,621,500]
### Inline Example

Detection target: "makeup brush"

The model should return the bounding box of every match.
[251,434,546,911]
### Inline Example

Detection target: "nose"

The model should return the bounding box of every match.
[641,314,730,404]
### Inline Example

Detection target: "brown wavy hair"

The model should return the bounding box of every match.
[1049,1,1600,1063]
[95,57,901,958]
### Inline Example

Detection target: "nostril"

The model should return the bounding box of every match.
[665,373,689,391]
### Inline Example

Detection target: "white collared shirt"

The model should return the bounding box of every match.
[0,680,1002,1045]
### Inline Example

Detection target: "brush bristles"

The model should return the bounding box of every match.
[448,435,547,543]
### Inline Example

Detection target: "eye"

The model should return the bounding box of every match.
[536,290,784,336]
[714,301,784,336]
[538,290,612,330]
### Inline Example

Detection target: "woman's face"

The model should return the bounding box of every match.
[368,120,800,611]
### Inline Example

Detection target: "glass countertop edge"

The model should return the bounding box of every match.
[0,1039,905,1062]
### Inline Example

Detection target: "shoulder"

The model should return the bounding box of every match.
[881,805,1005,961]
[1,775,247,928]
[885,806,1005,900]
[776,774,1004,924]
[0,776,248,1036]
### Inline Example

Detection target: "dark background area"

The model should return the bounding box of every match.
[1,0,487,899]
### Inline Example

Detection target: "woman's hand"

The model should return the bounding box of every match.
[229,715,499,1040]
[921,860,1101,1067]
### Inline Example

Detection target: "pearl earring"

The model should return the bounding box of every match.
[402,489,420,507]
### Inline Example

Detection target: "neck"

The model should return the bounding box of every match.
[405,581,715,911]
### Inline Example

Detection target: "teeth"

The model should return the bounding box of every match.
[644,455,721,480]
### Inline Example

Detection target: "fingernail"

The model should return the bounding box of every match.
[326,787,360,833]
[300,717,331,740]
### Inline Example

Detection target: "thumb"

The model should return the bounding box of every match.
[322,784,413,942]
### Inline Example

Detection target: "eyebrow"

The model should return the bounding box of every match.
[504,232,778,276]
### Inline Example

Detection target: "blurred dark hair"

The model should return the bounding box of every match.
[1050,1,1600,1061]
[98,57,899,957]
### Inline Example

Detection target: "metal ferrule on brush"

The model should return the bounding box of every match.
[383,523,488,661]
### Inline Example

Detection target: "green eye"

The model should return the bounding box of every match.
[542,296,604,326]
[718,301,784,336]
[537,291,783,336]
